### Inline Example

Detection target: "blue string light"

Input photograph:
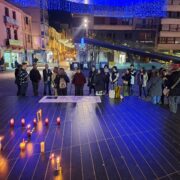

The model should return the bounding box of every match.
[8,0,167,17]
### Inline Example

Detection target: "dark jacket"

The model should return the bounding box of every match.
[19,69,28,85]
[43,69,52,82]
[122,73,131,86]
[15,68,21,85]
[148,76,163,96]
[72,72,86,86]
[95,73,105,91]
[104,72,110,83]
[55,74,70,89]
[30,69,41,83]
[167,71,180,96]
[88,70,96,86]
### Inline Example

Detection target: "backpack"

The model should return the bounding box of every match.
[59,78,67,89]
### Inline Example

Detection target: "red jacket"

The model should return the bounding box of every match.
[72,72,86,86]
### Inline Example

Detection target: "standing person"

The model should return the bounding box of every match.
[110,66,119,88]
[72,68,86,96]
[43,64,52,96]
[161,69,169,105]
[57,68,70,96]
[104,65,110,95]
[30,64,41,96]
[137,68,148,98]
[165,64,180,113]
[15,64,22,96]
[19,62,29,96]
[52,67,59,96]
[88,66,96,95]
[122,69,131,97]
[94,69,105,96]
[148,71,163,104]
[130,64,136,95]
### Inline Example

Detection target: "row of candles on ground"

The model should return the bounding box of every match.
[19,140,61,171]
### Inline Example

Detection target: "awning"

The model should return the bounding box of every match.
[74,38,180,63]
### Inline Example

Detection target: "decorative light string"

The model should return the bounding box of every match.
[8,0,167,17]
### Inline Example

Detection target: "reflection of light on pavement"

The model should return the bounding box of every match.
[27,142,33,157]
[20,150,26,159]
[54,172,63,180]
[0,155,8,176]
[37,121,43,134]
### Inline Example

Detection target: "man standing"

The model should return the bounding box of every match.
[19,62,29,96]
[166,64,180,113]
[43,64,52,95]
[130,64,136,95]
[30,63,41,96]
[72,68,86,96]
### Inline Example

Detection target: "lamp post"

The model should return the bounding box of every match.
[83,18,88,38]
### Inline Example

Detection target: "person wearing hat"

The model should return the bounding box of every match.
[166,64,180,113]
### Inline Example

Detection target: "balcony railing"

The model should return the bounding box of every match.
[4,16,19,27]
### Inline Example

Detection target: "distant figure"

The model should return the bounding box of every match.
[137,68,148,98]
[43,64,52,96]
[130,64,136,95]
[57,68,70,96]
[30,64,41,96]
[0,56,5,71]
[33,57,38,64]
[15,64,22,96]
[88,66,96,95]
[94,69,105,96]
[19,62,28,96]
[166,64,180,113]
[72,68,86,96]
[52,67,59,96]
[148,71,163,104]
[122,69,131,97]
[104,65,110,94]
[110,66,119,89]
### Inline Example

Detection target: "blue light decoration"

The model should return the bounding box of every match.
[8,0,167,18]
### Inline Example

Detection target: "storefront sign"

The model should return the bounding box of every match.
[9,40,23,47]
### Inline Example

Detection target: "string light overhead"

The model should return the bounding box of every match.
[8,0,167,17]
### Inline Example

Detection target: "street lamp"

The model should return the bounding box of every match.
[83,18,88,37]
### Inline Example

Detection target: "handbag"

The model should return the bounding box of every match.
[109,90,115,99]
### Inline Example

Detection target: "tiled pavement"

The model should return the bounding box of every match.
[0,71,180,180]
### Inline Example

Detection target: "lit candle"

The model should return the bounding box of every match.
[0,137,2,151]
[10,118,15,128]
[49,153,55,160]
[27,129,32,138]
[21,118,25,127]
[45,118,49,126]
[27,124,31,130]
[40,141,45,153]
[56,157,60,170]
[33,118,37,127]
[20,139,26,151]
[57,117,61,126]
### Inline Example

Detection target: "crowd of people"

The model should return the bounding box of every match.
[14,63,180,113]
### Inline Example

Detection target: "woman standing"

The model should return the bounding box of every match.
[110,66,119,88]
[94,69,105,96]
[88,66,96,95]
[122,69,131,97]
[148,71,163,104]
[104,65,110,95]
[52,67,59,96]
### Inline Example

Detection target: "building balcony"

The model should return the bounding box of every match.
[157,43,180,50]
[159,31,180,37]
[135,24,159,30]
[161,18,180,25]
[4,16,19,27]
[6,39,23,48]
[92,25,133,31]
[167,5,180,12]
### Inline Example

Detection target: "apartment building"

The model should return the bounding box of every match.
[0,0,33,68]
[157,0,180,54]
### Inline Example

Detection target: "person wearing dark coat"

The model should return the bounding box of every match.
[72,68,86,96]
[19,62,29,96]
[147,71,163,104]
[166,65,180,113]
[88,66,96,95]
[110,66,119,88]
[56,68,70,96]
[94,69,105,95]
[30,64,41,96]
[122,69,131,96]
[43,64,52,95]
[104,65,110,94]
[15,64,22,96]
